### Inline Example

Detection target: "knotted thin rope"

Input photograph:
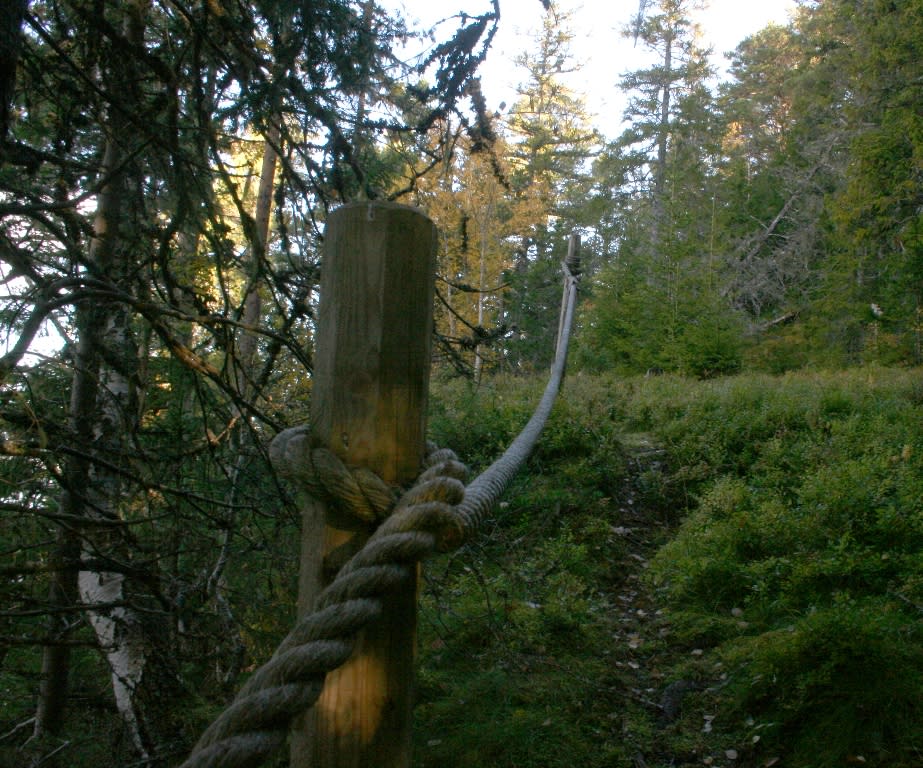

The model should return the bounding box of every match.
[177,237,580,768]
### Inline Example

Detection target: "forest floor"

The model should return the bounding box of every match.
[414,426,740,768]
[604,433,685,763]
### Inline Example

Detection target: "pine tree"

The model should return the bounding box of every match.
[822,0,923,364]
[502,2,599,369]
[0,0,500,761]
[583,0,741,375]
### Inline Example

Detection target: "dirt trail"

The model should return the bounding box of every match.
[601,434,711,768]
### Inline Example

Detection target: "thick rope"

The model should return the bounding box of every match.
[270,430,398,524]
[458,233,581,534]
[179,449,467,768]
[178,236,581,768]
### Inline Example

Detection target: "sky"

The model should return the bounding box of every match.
[387,0,798,137]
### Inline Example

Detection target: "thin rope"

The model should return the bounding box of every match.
[178,235,581,768]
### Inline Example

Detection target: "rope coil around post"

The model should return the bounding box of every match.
[179,444,467,768]
[271,430,400,524]
[178,234,581,768]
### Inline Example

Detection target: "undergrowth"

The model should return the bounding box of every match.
[416,367,923,768]
[642,367,923,767]
[417,373,642,767]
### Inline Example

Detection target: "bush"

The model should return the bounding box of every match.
[646,367,923,766]
[678,315,745,379]
[721,600,923,767]
[417,373,633,768]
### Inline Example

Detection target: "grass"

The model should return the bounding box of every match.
[415,367,923,768]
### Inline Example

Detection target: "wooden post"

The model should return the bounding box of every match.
[555,233,581,357]
[290,201,437,768]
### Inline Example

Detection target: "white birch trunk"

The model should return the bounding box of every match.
[78,569,149,757]
[78,149,153,753]
[473,199,494,379]
[71,3,183,745]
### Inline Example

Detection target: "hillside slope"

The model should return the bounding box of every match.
[416,369,923,768]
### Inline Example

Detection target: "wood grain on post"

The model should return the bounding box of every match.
[291,201,437,768]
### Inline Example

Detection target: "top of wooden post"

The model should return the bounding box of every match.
[311,201,437,484]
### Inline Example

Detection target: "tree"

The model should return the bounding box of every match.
[502,1,599,369]
[821,0,923,364]
[714,0,923,368]
[0,1,500,763]
[582,0,741,375]
[412,113,514,376]
[617,0,712,240]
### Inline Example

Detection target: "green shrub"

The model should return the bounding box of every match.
[721,600,923,767]
[679,315,745,379]
[417,373,634,768]
[646,367,923,766]
[418,367,923,768]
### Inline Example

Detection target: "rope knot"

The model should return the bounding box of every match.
[269,426,398,524]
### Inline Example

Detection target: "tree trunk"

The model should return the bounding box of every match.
[32,529,80,742]
[651,30,673,252]
[474,200,493,379]
[209,125,280,687]
[32,4,188,759]
[0,0,27,141]
[75,126,179,762]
